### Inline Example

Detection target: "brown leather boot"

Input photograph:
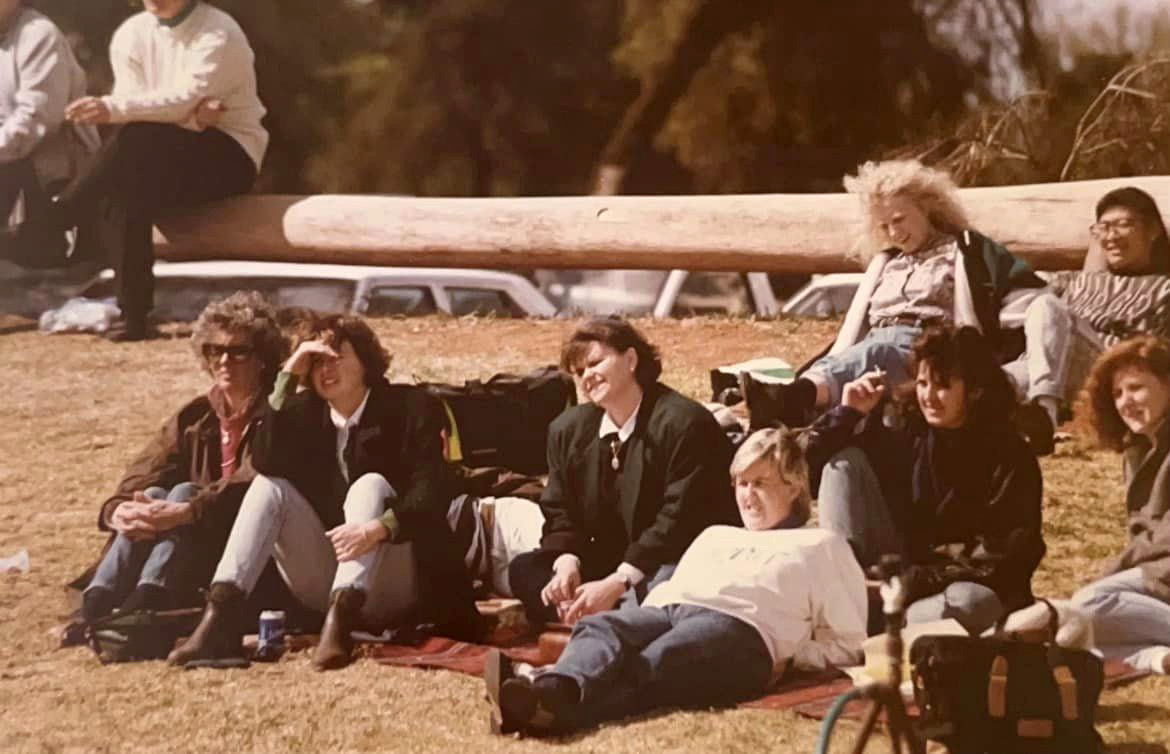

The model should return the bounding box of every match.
[313,587,366,671]
[166,582,245,666]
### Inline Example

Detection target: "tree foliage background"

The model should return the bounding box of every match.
[28,0,1170,195]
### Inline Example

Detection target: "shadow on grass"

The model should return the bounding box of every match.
[1099,703,1170,723]
[1107,744,1168,754]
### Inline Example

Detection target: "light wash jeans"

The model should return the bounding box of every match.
[85,482,198,599]
[805,325,922,407]
[1072,567,1170,673]
[1002,293,1104,404]
[818,446,1004,635]
[548,603,772,725]
[212,473,417,629]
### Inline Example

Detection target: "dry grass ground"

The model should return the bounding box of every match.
[0,315,1167,753]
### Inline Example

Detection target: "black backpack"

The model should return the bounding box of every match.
[420,366,576,475]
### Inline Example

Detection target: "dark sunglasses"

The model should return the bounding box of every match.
[202,343,254,362]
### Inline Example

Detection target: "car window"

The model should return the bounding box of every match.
[99,277,356,322]
[447,287,520,318]
[671,272,751,316]
[364,285,438,316]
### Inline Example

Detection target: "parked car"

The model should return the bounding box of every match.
[779,273,862,318]
[78,261,557,321]
[538,269,783,317]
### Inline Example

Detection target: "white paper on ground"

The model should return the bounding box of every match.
[0,549,30,574]
[712,356,795,384]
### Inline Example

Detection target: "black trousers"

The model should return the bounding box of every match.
[509,548,628,628]
[0,157,60,263]
[56,122,256,323]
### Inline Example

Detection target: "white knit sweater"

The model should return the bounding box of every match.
[644,526,867,673]
[102,2,268,169]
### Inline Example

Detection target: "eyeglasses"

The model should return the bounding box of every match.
[1089,219,1138,238]
[201,343,254,362]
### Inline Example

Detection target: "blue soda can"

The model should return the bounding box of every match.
[255,609,286,661]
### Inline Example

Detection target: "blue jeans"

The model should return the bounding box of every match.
[85,482,198,599]
[818,447,1003,635]
[548,603,772,726]
[806,325,921,406]
[1072,567,1170,672]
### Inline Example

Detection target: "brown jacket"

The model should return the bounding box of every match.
[1104,420,1170,600]
[69,392,265,593]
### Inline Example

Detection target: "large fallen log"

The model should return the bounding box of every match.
[155,176,1170,273]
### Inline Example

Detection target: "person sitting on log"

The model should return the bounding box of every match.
[0,0,98,265]
[507,317,739,630]
[740,159,1045,431]
[1006,187,1170,455]
[1070,336,1170,675]
[73,291,285,623]
[809,325,1045,636]
[484,427,866,736]
[166,314,484,670]
[54,0,267,341]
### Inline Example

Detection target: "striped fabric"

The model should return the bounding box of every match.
[1049,271,1170,347]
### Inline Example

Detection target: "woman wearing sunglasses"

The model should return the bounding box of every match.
[73,291,286,624]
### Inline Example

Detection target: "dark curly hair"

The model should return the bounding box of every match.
[311,314,391,387]
[559,317,662,390]
[190,291,287,386]
[1076,336,1170,451]
[896,325,1017,429]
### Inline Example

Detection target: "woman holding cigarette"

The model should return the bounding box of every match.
[806,325,1045,634]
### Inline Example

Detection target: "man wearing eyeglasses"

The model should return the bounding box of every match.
[70,292,286,629]
[1005,186,1170,454]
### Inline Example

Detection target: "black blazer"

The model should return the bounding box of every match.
[252,377,461,539]
[539,382,738,576]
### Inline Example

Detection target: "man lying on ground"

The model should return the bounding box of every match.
[1007,187,1170,454]
[167,314,484,671]
[507,317,739,630]
[485,427,867,736]
[73,292,285,623]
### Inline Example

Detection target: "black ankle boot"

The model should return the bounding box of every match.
[81,586,116,624]
[313,587,366,670]
[166,582,246,666]
[118,583,169,614]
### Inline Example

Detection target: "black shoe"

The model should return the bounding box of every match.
[81,586,116,624]
[118,583,170,614]
[103,318,159,342]
[1015,400,1055,456]
[739,372,809,430]
[485,649,523,735]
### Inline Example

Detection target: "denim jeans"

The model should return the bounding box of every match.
[211,473,418,629]
[85,482,198,600]
[805,325,921,406]
[1002,293,1104,404]
[548,603,773,725]
[1072,567,1170,673]
[818,447,1004,635]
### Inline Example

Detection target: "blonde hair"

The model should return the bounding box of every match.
[729,427,812,526]
[843,159,971,263]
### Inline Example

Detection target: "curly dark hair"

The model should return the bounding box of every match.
[559,317,662,390]
[190,291,287,386]
[897,325,1017,429]
[311,314,391,386]
[1076,336,1170,451]
[1096,187,1170,274]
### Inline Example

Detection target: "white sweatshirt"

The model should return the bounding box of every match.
[644,526,867,673]
[102,2,268,169]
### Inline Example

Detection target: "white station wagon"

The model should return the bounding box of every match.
[80,261,558,321]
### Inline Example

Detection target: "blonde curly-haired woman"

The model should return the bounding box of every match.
[742,159,1046,429]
